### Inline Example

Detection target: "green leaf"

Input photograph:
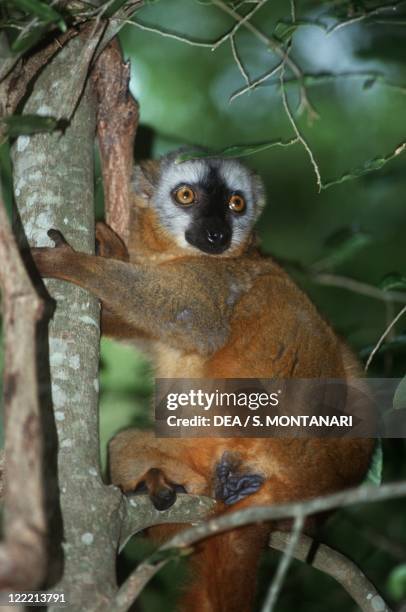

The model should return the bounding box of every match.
[363,440,383,487]
[1,114,58,137]
[387,564,406,601]
[11,27,46,54]
[175,138,298,163]
[11,0,66,29]
[379,273,406,292]
[273,21,298,42]
[220,139,298,158]
[393,376,406,410]
[321,142,406,190]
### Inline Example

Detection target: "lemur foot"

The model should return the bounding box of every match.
[214,452,264,505]
[128,468,187,512]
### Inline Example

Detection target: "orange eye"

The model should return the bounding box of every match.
[229,194,246,213]
[174,185,195,206]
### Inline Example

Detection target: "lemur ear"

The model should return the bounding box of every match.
[132,160,161,206]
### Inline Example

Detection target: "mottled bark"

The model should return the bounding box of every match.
[93,39,139,246]
[0,191,46,590]
[11,32,122,611]
[119,494,215,551]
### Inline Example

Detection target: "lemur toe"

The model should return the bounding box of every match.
[214,452,265,505]
[150,487,177,511]
[127,468,187,512]
[47,229,70,248]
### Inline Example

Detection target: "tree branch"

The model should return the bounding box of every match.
[119,494,216,552]
[269,531,392,612]
[11,30,122,611]
[110,481,406,612]
[0,191,47,589]
[93,39,139,246]
[261,514,304,612]
[0,28,79,122]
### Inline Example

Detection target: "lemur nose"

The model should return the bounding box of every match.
[206,229,225,245]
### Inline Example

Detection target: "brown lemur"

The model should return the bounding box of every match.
[32,150,374,612]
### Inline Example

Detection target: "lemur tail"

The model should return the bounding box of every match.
[178,523,269,612]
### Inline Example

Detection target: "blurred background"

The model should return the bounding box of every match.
[1,0,406,609]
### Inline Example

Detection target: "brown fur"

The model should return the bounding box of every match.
[31,190,374,612]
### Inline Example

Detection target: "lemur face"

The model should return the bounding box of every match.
[152,152,266,255]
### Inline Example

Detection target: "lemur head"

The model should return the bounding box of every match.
[133,149,266,256]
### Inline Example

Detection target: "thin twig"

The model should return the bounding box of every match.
[261,514,304,612]
[290,0,296,23]
[211,0,317,118]
[211,0,269,50]
[365,304,406,371]
[230,60,283,102]
[272,71,406,95]
[280,65,322,191]
[321,141,406,190]
[230,35,250,85]
[312,273,406,304]
[123,1,317,117]
[327,0,406,34]
[123,18,214,47]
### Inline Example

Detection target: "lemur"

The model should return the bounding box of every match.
[31,150,374,612]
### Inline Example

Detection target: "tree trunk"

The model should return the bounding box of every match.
[11,33,122,611]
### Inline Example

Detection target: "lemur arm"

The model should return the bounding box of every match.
[31,230,229,355]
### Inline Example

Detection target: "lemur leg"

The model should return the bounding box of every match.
[109,430,268,511]
[109,430,210,510]
[31,230,229,354]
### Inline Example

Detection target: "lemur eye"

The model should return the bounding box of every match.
[229,194,246,214]
[174,185,195,206]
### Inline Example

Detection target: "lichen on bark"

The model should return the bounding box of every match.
[11,33,122,611]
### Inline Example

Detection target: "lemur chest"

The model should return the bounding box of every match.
[152,342,206,378]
